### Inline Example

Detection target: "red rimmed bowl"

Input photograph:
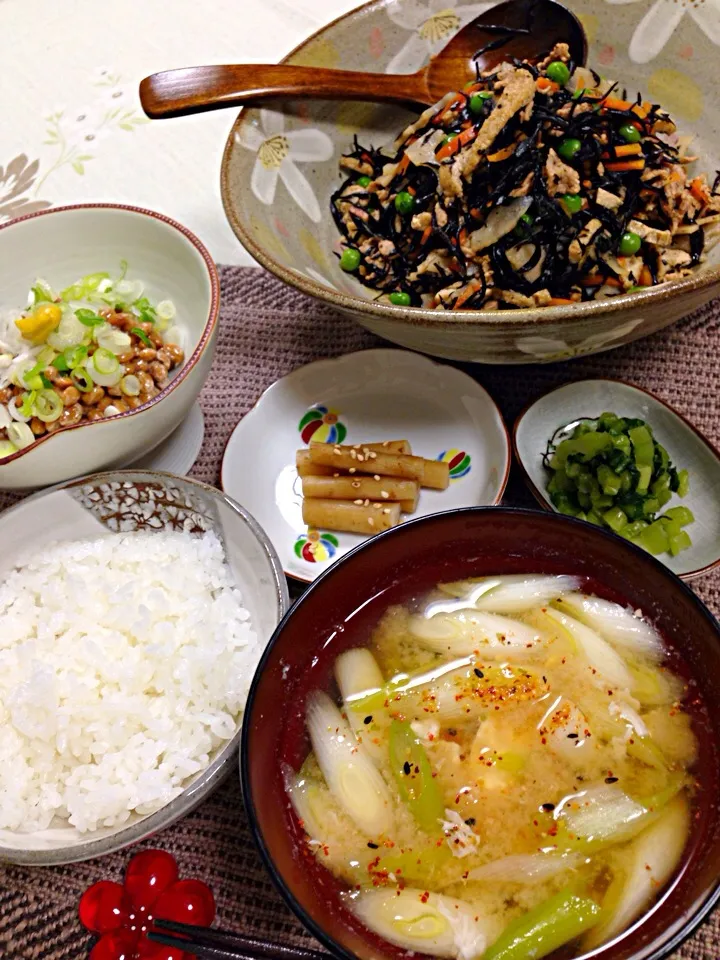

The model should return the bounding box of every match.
[0,204,219,490]
[241,507,720,960]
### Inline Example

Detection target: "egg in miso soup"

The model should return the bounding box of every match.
[285,575,699,960]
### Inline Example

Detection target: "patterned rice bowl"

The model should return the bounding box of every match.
[222,0,720,364]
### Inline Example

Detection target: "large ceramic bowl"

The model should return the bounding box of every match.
[0,470,288,865]
[222,0,720,364]
[0,204,219,490]
[242,507,720,960]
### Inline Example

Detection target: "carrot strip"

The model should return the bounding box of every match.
[420,225,433,245]
[433,93,465,123]
[453,280,482,309]
[639,265,653,286]
[601,143,642,159]
[581,274,621,288]
[435,126,477,161]
[548,297,575,306]
[690,177,710,206]
[396,154,410,175]
[605,159,646,172]
[536,77,559,93]
[487,143,516,162]
[602,97,648,120]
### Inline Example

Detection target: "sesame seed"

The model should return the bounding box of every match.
[351,480,361,488]
[382,441,390,447]
[381,490,390,498]
[333,472,340,477]
[349,467,356,473]
[373,503,382,510]
[352,444,361,449]
[357,454,364,462]
[354,499,363,505]
[373,474,381,481]
[333,447,341,455]
[368,517,374,527]
[383,508,391,514]
[364,499,370,506]
[350,449,357,459]
[370,451,378,459]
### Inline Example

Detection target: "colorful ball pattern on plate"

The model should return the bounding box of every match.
[295,529,339,562]
[437,448,472,480]
[298,405,347,444]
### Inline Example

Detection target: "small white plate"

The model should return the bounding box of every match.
[222,349,510,582]
[128,402,204,476]
[513,379,720,581]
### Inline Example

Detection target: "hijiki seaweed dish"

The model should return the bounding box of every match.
[332,44,720,310]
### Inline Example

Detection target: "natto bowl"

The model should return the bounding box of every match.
[0,204,219,490]
[0,469,288,865]
[222,0,720,364]
[241,507,720,960]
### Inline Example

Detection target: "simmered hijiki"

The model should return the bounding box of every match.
[0,265,185,459]
[288,575,698,959]
[332,43,720,310]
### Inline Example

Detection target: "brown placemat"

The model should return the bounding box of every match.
[0,265,718,959]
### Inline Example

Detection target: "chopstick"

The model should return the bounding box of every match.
[148,919,330,960]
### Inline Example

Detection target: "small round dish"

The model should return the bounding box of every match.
[513,379,720,580]
[0,469,288,865]
[221,348,510,582]
[241,507,720,960]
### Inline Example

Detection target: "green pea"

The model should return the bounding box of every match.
[394,191,415,215]
[627,285,645,293]
[514,211,535,236]
[561,193,583,214]
[619,231,642,256]
[558,138,582,162]
[389,291,412,306]
[339,248,361,272]
[356,175,371,187]
[618,122,642,144]
[546,61,570,86]
[469,92,493,114]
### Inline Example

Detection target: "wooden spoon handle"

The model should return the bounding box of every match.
[139,64,428,118]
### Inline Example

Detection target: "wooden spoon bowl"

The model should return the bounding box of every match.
[140,0,586,119]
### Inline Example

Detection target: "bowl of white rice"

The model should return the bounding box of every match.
[0,469,288,864]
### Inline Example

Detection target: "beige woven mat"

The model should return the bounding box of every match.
[1,265,718,959]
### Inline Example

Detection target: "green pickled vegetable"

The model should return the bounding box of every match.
[388,719,445,834]
[482,889,601,960]
[543,412,693,558]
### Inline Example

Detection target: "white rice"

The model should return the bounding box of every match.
[0,530,258,833]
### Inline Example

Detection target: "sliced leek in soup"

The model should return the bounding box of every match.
[288,575,699,960]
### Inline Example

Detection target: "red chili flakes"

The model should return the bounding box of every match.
[420,891,430,903]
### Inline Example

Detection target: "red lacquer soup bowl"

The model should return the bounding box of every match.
[240,507,720,960]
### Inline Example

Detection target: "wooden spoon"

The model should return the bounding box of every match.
[139,0,586,119]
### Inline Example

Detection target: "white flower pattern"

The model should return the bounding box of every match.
[515,318,644,361]
[236,110,334,223]
[386,0,497,74]
[605,0,720,63]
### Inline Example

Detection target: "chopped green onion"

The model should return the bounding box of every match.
[388,719,445,834]
[91,347,120,376]
[7,422,34,449]
[30,280,54,303]
[20,391,37,419]
[40,373,53,389]
[131,327,153,348]
[120,374,141,397]
[156,300,176,321]
[52,353,70,372]
[482,889,600,960]
[34,389,63,423]
[0,440,18,458]
[64,344,88,369]
[71,367,94,393]
[75,308,105,327]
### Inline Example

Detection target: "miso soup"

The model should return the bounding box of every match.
[286,575,699,960]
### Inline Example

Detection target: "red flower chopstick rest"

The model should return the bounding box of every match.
[79,849,216,960]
